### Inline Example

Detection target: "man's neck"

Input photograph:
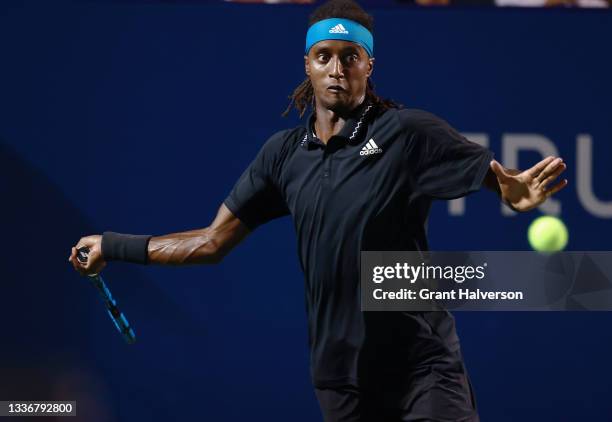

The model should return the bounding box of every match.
[313,96,365,144]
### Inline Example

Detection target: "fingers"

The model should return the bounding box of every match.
[528,156,557,179]
[534,157,563,185]
[544,178,569,198]
[69,246,87,276]
[69,235,101,276]
[75,236,95,251]
[539,161,567,189]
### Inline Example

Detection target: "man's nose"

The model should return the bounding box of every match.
[328,56,344,79]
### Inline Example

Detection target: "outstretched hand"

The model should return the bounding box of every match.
[489,156,568,212]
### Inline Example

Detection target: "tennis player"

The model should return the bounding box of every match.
[69,1,567,420]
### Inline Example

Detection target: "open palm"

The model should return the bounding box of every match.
[490,157,568,212]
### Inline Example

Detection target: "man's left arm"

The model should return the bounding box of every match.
[483,157,568,212]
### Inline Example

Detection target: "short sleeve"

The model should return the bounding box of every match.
[223,130,291,230]
[401,110,494,200]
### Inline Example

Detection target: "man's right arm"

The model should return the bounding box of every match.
[148,203,249,265]
[68,204,250,276]
[70,129,292,276]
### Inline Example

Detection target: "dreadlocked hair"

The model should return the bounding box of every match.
[282,0,401,118]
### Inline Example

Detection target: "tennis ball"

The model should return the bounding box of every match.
[528,216,569,252]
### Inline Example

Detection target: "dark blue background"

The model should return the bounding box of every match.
[1,1,611,421]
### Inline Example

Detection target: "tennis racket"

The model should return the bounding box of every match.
[76,247,136,344]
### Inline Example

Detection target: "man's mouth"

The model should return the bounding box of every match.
[327,85,346,93]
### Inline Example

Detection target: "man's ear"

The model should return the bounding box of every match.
[304,55,310,76]
[366,57,375,78]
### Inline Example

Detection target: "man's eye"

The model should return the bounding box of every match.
[318,54,329,61]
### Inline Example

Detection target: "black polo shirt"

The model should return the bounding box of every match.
[224,101,493,388]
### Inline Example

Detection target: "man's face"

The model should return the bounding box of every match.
[305,40,374,113]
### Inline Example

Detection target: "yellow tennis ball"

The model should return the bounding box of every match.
[528,216,568,252]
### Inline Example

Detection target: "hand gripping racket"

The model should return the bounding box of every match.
[77,247,136,344]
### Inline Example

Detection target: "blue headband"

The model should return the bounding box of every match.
[305,18,374,58]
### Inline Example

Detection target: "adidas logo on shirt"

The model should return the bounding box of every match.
[329,24,349,34]
[360,138,382,156]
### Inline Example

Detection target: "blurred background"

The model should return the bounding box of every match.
[1,0,611,421]
[228,0,611,8]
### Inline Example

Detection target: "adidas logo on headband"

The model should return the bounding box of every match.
[329,24,349,34]
[305,18,373,57]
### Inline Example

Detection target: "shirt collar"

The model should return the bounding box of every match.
[300,100,374,149]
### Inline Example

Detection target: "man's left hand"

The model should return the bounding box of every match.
[489,156,568,212]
